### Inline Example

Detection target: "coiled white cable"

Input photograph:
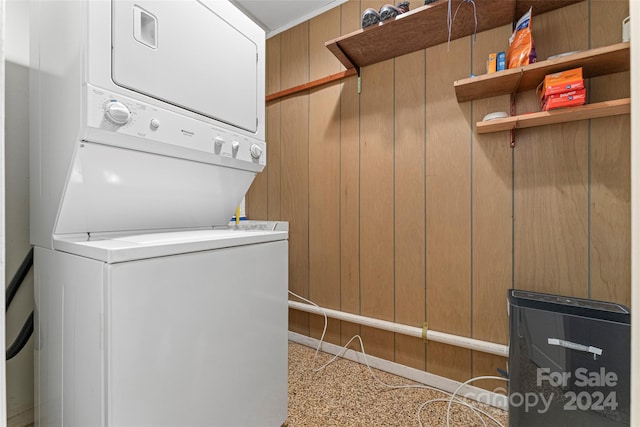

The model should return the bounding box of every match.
[288,290,508,426]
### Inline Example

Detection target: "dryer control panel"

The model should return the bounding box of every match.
[85,85,265,167]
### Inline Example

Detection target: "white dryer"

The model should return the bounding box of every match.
[30,1,287,426]
[30,0,266,244]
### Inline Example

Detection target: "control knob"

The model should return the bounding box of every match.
[250,144,263,159]
[214,137,225,154]
[231,141,240,157]
[104,101,132,125]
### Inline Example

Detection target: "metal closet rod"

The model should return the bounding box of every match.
[288,300,509,358]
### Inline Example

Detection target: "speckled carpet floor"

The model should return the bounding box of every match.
[285,341,508,427]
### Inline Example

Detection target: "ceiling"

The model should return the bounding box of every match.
[232,0,348,38]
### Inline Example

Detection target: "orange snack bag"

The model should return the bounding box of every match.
[507,7,536,69]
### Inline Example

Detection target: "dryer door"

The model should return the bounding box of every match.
[111,0,259,132]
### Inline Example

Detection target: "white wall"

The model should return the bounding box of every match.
[4,0,33,425]
[630,1,640,424]
[1,0,10,423]
[4,0,28,66]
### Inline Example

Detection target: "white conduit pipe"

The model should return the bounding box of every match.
[288,300,509,358]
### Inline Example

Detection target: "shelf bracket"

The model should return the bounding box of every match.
[512,68,525,95]
[510,93,517,148]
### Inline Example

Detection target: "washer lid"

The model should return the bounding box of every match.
[54,229,288,263]
[55,142,257,237]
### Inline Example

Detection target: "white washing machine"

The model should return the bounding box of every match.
[30,1,287,425]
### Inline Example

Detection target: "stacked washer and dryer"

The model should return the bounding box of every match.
[30,1,288,426]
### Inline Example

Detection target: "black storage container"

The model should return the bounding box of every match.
[508,289,630,427]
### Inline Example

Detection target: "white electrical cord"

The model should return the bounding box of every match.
[288,291,508,426]
[418,398,489,427]
[287,291,328,367]
[447,0,478,48]
[445,375,508,427]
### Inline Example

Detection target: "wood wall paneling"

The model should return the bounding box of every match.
[309,8,343,345]
[425,36,473,382]
[358,0,397,360]
[359,56,396,360]
[267,35,282,221]
[514,2,590,298]
[280,23,311,335]
[394,49,426,370]
[341,0,361,36]
[531,2,589,61]
[249,0,632,387]
[588,0,631,306]
[470,24,512,391]
[339,0,363,346]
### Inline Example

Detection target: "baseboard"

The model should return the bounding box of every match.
[288,331,508,411]
[7,406,34,427]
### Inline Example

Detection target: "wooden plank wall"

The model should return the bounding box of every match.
[246,0,631,385]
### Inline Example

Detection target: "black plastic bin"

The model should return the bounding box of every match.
[507,289,630,427]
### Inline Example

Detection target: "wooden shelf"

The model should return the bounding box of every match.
[325,0,583,71]
[475,98,630,134]
[454,42,630,102]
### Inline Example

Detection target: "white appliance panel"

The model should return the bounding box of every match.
[106,241,288,426]
[32,2,286,426]
[84,85,266,168]
[30,0,266,248]
[112,0,258,132]
[56,142,256,235]
[54,228,288,263]
[35,248,107,427]
[35,234,288,427]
